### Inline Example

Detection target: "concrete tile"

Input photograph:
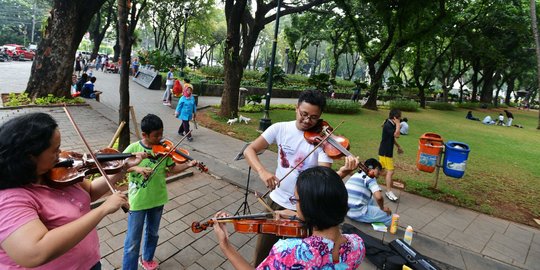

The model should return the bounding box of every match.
[504,223,534,245]
[106,219,127,236]
[104,248,124,269]
[186,263,206,270]
[418,200,456,219]
[463,214,508,241]
[175,246,203,267]
[191,233,218,254]
[165,219,190,235]
[197,249,227,269]
[169,231,196,250]
[525,237,540,270]
[155,241,180,262]
[421,220,454,240]
[159,258,184,269]
[99,241,113,257]
[433,207,477,231]
[399,208,435,230]
[483,232,528,264]
[105,233,126,251]
[162,208,183,223]
[445,228,487,253]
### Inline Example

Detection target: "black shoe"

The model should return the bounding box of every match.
[187,137,193,142]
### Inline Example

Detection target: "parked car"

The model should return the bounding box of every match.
[3,44,35,60]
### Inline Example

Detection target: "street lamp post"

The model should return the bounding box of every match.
[259,0,282,131]
[180,8,190,78]
[312,41,320,76]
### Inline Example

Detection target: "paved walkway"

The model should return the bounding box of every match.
[0,62,538,269]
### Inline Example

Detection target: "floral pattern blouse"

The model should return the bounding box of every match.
[257,234,365,270]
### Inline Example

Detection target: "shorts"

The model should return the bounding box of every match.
[379,156,394,171]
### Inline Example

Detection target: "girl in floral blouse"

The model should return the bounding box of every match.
[213,166,366,269]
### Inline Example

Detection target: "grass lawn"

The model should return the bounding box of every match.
[198,105,540,228]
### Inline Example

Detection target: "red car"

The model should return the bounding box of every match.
[3,44,35,60]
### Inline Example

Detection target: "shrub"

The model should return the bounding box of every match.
[271,104,295,110]
[4,93,31,106]
[243,70,263,81]
[287,74,310,85]
[428,102,455,111]
[239,104,264,112]
[200,66,225,78]
[246,94,265,104]
[260,66,286,85]
[137,49,178,72]
[389,99,419,112]
[324,99,361,114]
[456,102,480,109]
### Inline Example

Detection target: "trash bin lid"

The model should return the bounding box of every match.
[445,141,470,152]
[420,132,443,141]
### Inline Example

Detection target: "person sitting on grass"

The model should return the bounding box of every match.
[400,118,409,135]
[466,111,480,121]
[345,158,392,226]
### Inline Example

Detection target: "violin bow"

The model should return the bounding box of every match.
[144,129,192,182]
[259,121,344,199]
[62,105,128,212]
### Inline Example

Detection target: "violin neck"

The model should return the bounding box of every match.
[326,136,372,175]
[95,153,134,162]
[174,148,193,161]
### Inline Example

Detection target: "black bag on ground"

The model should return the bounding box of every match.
[342,223,405,270]
[389,239,441,270]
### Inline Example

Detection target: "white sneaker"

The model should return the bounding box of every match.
[385,191,398,202]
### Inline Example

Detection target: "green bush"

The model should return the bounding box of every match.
[428,102,455,111]
[137,49,178,72]
[4,93,84,107]
[271,104,295,110]
[239,104,264,112]
[286,74,310,85]
[389,99,419,112]
[243,70,263,81]
[200,66,225,78]
[246,94,265,104]
[4,93,31,106]
[324,99,361,114]
[456,102,480,109]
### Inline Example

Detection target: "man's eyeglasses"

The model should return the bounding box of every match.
[289,195,300,205]
[298,111,320,122]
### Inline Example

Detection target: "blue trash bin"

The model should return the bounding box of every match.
[443,141,470,178]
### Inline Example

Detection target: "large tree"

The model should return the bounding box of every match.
[89,0,115,60]
[117,0,147,150]
[219,0,331,118]
[25,0,108,98]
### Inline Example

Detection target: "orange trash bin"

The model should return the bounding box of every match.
[416,133,444,173]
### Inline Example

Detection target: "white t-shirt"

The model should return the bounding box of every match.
[400,122,409,135]
[166,71,174,86]
[262,121,333,210]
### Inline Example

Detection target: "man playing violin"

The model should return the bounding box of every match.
[243,90,359,265]
[213,166,366,269]
[0,113,147,270]
[122,114,198,270]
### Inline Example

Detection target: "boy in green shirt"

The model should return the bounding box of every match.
[122,114,197,270]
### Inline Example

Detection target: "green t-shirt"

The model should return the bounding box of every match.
[123,141,175,211]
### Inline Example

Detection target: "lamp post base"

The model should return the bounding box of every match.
[259,118,272,132]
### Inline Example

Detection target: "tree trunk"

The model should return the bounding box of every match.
[117,0,131,151]
[480,67,495,104]
[530,0,540,129]
[363,61,381,110]
[25,0,107,98]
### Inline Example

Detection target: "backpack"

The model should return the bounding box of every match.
[342,223,405,270]
[172,80,183,97]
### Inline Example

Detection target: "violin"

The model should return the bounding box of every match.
[304,120,374,177]
[152,139,208,172]
[48,148,134,187]
[191,213,308,238]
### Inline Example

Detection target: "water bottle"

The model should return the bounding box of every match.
[389,214,399,234]
[404,225,414,245]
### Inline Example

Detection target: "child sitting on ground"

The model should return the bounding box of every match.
[345,158,392,226]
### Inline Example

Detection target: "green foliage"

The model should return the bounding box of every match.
[286,74,310,85]
[308,73,331,91]
[34,94,85,105]
[243,70,263,81]
[324,99,361,114]
[137,49,178,72]
[389,99,419,112]
[4,93,84,107]
[246,94,265,104]
[260,66,286,85]
[200,66,225,78]
[239,103,296,113]
[428,102,455,111]
[4,93,31,106]
[239,104,264,112]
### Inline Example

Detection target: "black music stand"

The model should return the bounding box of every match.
[234,142,265,216]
